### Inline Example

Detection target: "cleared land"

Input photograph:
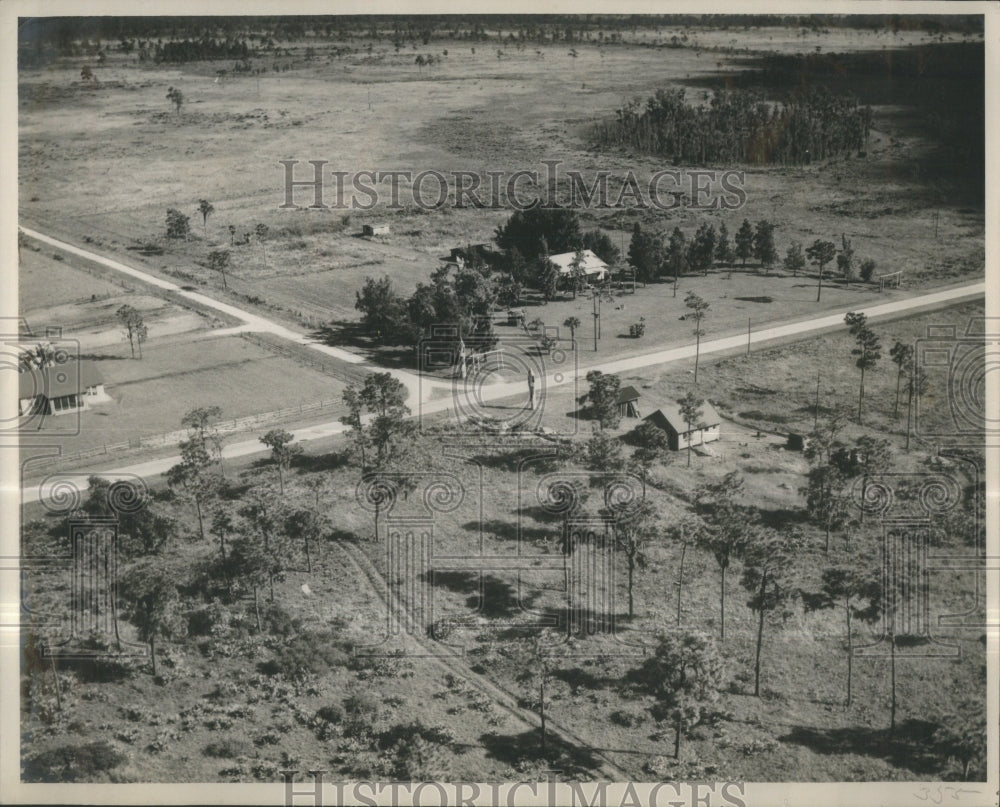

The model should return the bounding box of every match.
[19,28,984,341]
[20,335,348,462]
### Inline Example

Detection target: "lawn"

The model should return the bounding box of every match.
[18,243,126,313]
[20,334,349,464]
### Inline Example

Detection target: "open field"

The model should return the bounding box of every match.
[18,28,984,339]
[20,334,349,461]
[19,247,210,348]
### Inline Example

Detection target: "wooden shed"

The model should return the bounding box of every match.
[616,385,641,418]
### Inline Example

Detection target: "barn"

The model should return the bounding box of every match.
[643,399,722,451]
[18,360,107,416]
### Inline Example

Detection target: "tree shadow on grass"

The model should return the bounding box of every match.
[306,323,416,370]
[423,570,539,619]
[467,449,565,474]
[756,507,809,530]
[479,728,604,779]
[461,518,555,543]
[779,719,942,776]
[291,450,352,473]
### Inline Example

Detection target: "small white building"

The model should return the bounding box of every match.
[18,360,108,416]
[548,249,609,281]
[362,223,391,237]
[643,399,722,451]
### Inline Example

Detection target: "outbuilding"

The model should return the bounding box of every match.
[616,386,641,419]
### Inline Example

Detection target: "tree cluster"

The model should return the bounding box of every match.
[592,85,872,166]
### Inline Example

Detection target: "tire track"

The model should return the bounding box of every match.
[335,541,631,780]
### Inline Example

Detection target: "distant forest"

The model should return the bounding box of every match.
[17,13,984,57]
[591,86,872,167]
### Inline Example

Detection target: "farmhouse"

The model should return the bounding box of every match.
[643,399,722,451]
[18,360,108,416]
[548,249,609,281]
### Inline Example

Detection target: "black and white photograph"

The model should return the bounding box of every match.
[2,3,996,805]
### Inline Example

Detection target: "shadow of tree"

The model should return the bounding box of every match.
[478,729,603,778]
[291,450,352,473]
[424,571,539,619]
[756,507,809,530]
[467,449,566,474]
[461,519,555,543]
[779,719,943,775]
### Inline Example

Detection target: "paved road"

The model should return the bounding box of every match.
[16,226,983,504]
[18,226,437,402]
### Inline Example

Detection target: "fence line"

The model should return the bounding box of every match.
[24,396,346,471]
[240,332,369,388]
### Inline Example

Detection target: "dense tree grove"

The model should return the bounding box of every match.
[591,86,872,166]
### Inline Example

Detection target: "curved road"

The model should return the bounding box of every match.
[16,226,984,504]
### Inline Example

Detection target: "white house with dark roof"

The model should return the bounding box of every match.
[548,249,609,281]
[18,360,108,416]
[643,399,721,451]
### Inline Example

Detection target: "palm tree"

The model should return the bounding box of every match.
[563,316,581,347]
[198,200,214,231]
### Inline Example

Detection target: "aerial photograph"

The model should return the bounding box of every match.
[8,9,993,800]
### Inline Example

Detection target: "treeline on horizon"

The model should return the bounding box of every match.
[591,86,872,167]
[18,13,983,49]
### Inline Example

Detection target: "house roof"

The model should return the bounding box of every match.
[644,399,721,433]
[549,249,608,276]
[18,360,103,400]
[616,385,641,404]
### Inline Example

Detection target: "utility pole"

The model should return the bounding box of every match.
[814,370,821,431]
[592,290,599,351]
[746,317,751,356]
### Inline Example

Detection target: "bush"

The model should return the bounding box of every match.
[187,601,233,637]
[860,258,876,282]
[205,737,250,759]
[316,704,345,724]
[262,603,301,637]
[24,741,127,782]
[610,708,645,727]
[264,632,352,679]
[165,208,191,239]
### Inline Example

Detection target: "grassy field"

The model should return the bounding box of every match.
[20,334,349,462]
[18,29,985,339]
